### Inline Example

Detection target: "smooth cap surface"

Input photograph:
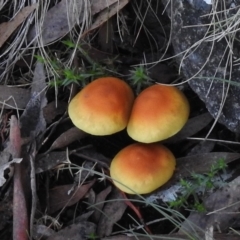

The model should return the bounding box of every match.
[127,84,190,143]
[68,77,134,135]
[110,143,176,194]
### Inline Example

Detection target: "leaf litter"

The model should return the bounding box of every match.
[27,0,127,45]
[0,86,30,109]
[1,0,240,239]
[47,180,96,214]
[0,4,37,47]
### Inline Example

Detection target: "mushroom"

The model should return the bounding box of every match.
[68,77,134,135]
[110,143,176,194]
[127,84,190,143]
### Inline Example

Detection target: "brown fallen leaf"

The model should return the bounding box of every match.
[48,180,95,214]
[31,61,47,95]
[32,224,55,239]
[84,0,129,35]
[73,147,111,168]
[187,139,215,156]
[0,86,30,109]
[48,127,87,152]
[27,0,121,45]
[46,221,96,240]
[35,151,67,174]
[91,0,122,13]
[0,4,37,47]
[80,44,115,64]
[97,188,127,237]
[91,186,112,223]
[43,101,67,124]
[27,0,85,44]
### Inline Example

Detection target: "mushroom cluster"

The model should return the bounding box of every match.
[68,77,190,194]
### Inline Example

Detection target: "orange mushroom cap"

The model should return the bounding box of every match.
[127,84,190,143]
[110,143,176,194]
[68,77,134,135]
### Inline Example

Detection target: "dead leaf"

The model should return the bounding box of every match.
[80,44,115,64]
[73,147,111,168]
[91,0,122,13]
[48,180,95,214]
[32,225,55,239]
[180,176,240,235]
[164,112,213,143]
[20,93,46,139]
[84,0,129,35]
[48,127,87,152]
[91,186,112,223]
[97,188,127,237]
[0,4,37,47]
[31,61,47,96]
[45,222,96,240]
[69,210,94,224]
[27,0,86,44]
[43,101,67,124]
[28,0,127,45]
[35,151,67,174]
[187,140,215,156]
[0,86,30,109]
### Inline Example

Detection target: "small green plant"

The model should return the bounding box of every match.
[87,232,98,240]
[129,65,151,94]
[35,53,106,88]
[168,158,228,212]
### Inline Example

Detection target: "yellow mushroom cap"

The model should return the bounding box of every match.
[68,77,134,135]
[127,84,190,143]
[110,143,176,194]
